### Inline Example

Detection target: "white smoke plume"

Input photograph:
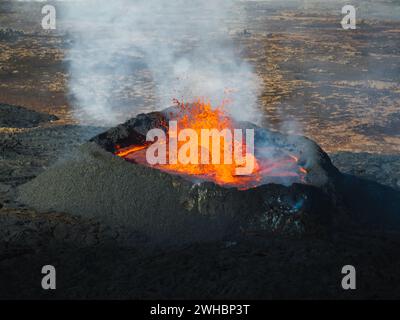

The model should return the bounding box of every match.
[62,0,261,125]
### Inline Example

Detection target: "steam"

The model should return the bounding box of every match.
[64,0,261,125]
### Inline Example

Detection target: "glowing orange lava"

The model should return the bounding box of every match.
[115,144,148,157]
[115,100,306,189]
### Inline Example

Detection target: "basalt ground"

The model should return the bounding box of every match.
[0,0,400,299]
[2,104,400,299]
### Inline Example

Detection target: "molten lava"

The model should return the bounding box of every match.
[115,100,306,189]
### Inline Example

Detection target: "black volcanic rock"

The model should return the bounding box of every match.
[0,103,58,128]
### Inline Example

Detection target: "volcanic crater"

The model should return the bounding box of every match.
[17,102,385,244]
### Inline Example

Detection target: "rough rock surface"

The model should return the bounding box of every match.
[1,206,400,300]
[0,103,58,128]
[330,152,400,191]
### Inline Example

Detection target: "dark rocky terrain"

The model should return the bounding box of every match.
[0,104,399,299]
[0,0,400,299]
[0,103,58,128]
[1,211,400,300]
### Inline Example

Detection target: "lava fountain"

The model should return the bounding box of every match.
[114,100,307,189]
